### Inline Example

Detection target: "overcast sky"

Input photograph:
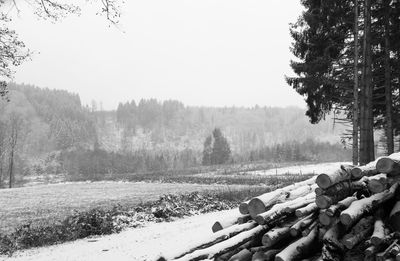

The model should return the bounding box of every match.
[9,0,306,110]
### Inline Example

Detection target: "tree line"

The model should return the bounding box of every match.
[288,0,400,165]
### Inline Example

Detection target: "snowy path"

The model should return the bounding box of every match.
[3,209,237,261]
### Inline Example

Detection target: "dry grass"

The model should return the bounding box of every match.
[0,182,271,234]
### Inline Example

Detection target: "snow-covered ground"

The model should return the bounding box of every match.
[247,162,351,176]
[3,209,237,261]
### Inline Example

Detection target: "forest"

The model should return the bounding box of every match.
[0,83,352,187]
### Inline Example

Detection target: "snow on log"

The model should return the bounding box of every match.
[275,226,318,261]
[315,179,367,209]
[173,225,267,261]
[262,226,291,247]
[376,152,400,176]
[212,214,252,233]
[247,177,316,218]
[316,168,352,189]
[341,216,374,249]
[255,193,315,225]
[390,201,400,232]
[371,209,386,246]
[325,196,358,217]
[174,222,258,259]
[290,213,315,237]
[351,159,380,179]
[295,202,318,217]
[340,183,398,227]
[368,174,389,194]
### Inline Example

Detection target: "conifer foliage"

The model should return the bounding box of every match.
[202,128,231,166]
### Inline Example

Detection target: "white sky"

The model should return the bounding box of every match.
[9,0,306,110]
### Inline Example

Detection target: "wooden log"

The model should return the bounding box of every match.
[255,193,315,225]
[390,200,400,232]
[215,241,252,261]
[372,209,386,246]
[228,249,252,261]
[351,159,380,179]
[365,245,378,257]
[341,216,374,249]
[316,168,352,189]
[325,196,358,216]
[173,225,268,261]
[318,211,334,227]
[213,214,251,232]
[290,213,315,237]
[247,177,316,218]
[368,174,389,194]
[239,201,250,215]
[340,183,398,227]
[262,226,291,247]
[275,226,318,261]
[174,222,257,259]
[249,246,269,253]
[376,152,400,176]
[301,221,318,237]
[261,249,283,261]
[321,244,341,261]
[251,251,266,261]
[238,215,252,225]
[322,221,345,255]
[376,240,399,261]
[295,203,318,217]
[315,179,367,209]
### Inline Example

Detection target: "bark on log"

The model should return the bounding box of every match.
[262,226,291,247]
[315,179,367,209]
[228,249,252,261]
[325,196,358,217]
[390,200,400,232]
[340,183,398,227]
[173,225,267,261]
[316,168,352,189]
[290,213,315,237]
[301,221,318,237]
[247,177,316,218]
[376,152,400,176]
[341,216,374,249]
[295,203,318,217]
[321,244,341,261]
[249,246,269,253]
[323,221,344,247]
[255,193,315,225]
[275,226,318,261]
[238,215,252,225]
[368,174,389,194]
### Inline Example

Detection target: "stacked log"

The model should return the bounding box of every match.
[163,154,400,261]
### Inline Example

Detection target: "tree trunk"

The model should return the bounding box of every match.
[360,0,374,165]
[9,148,14,189]
[384,0,394,155]
[353,0,359,166]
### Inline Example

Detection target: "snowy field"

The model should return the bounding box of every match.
[4,209,237,261]
[246,162,351,176]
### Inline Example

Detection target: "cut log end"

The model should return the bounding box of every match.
[316,173,332,189]
[254,215,266,225]
[248,198,267,219]
[318,212,332,226]
[212,222,224,233]
[315,195,331,209]
[376,157,395,174]
[351,167,363,178]
[239,202,249,215]
[339,213,352,226]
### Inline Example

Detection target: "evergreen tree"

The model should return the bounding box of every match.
[211,128,231,165]
[202,135,212,166]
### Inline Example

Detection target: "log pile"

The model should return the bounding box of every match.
[163,152,400,261]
